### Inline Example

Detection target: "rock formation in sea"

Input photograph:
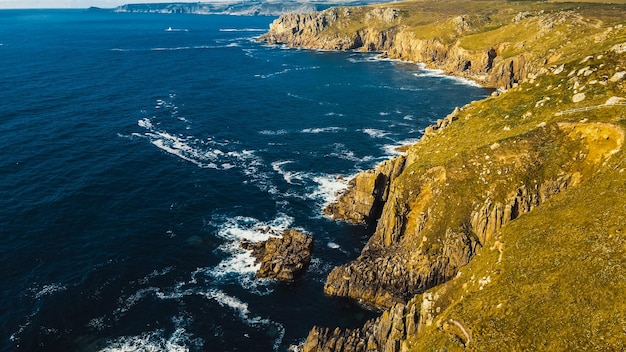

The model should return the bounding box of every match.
[262,1,626,351]
[242,229,313,281]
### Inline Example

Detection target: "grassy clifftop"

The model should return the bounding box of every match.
[262,1,626,350]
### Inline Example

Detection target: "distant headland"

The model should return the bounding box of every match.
[105,1,398,16]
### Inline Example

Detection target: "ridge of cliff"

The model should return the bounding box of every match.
[260,0,626,89]
[259,1,626,351]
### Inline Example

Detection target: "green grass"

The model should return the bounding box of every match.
[405,158,626,350]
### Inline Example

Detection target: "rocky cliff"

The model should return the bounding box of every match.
[322,121,622,310]
[260,1,626,351]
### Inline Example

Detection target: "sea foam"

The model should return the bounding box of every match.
[208,213,294,285]
[271,160,303,185]
[360,128,391,138]
[99,317,202,352]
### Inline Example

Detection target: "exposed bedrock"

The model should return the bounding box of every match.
[303,298,420,352]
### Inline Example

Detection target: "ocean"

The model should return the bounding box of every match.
[0,9,491,352]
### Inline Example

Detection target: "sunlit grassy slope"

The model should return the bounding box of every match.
[403,50,626,350]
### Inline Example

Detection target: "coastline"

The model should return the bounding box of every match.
[259,1,626,351]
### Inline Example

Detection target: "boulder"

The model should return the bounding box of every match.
[242,229,313,281]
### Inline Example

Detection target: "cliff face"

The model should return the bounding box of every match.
[322,122,621,310]
[259,1,626,351]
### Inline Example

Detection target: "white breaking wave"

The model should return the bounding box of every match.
[307,173,351,209]
[368,83,425,93]
[111,45,221,52]
[114,287,160,318]
[326,242,340,249]
[346,54,379,63]
[271,160,303,185]
[219,28,266,32]
[413,68,483,87]
[255,65,319,79]
[99,316,202,352]
[151,45,216,51]
[202,289,253,321]
[200,289,285,350]
[360,128,391,138]
[328,143,375,164]
[326,241,350,255]
[133,98,260,171]
[258,129,288,136]
[130,96,282,195]
[382,138,421,156]
[208,213,294,286]
[33,283,67,299]
[99,329,190,352]
[164,27,189,32]
[301,127,346,134]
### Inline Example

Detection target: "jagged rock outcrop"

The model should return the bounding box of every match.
[302,299,420,352]
[241,229,313,281]
[324,156,406,224]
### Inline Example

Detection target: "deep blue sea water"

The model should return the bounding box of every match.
[0,9,491,352]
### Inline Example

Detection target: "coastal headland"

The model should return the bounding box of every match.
[259,1,626,350]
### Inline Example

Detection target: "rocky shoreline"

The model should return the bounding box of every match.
[258,1,626,351]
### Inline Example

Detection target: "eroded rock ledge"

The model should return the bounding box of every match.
[303,299,420,352]
[325,156,406,225]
